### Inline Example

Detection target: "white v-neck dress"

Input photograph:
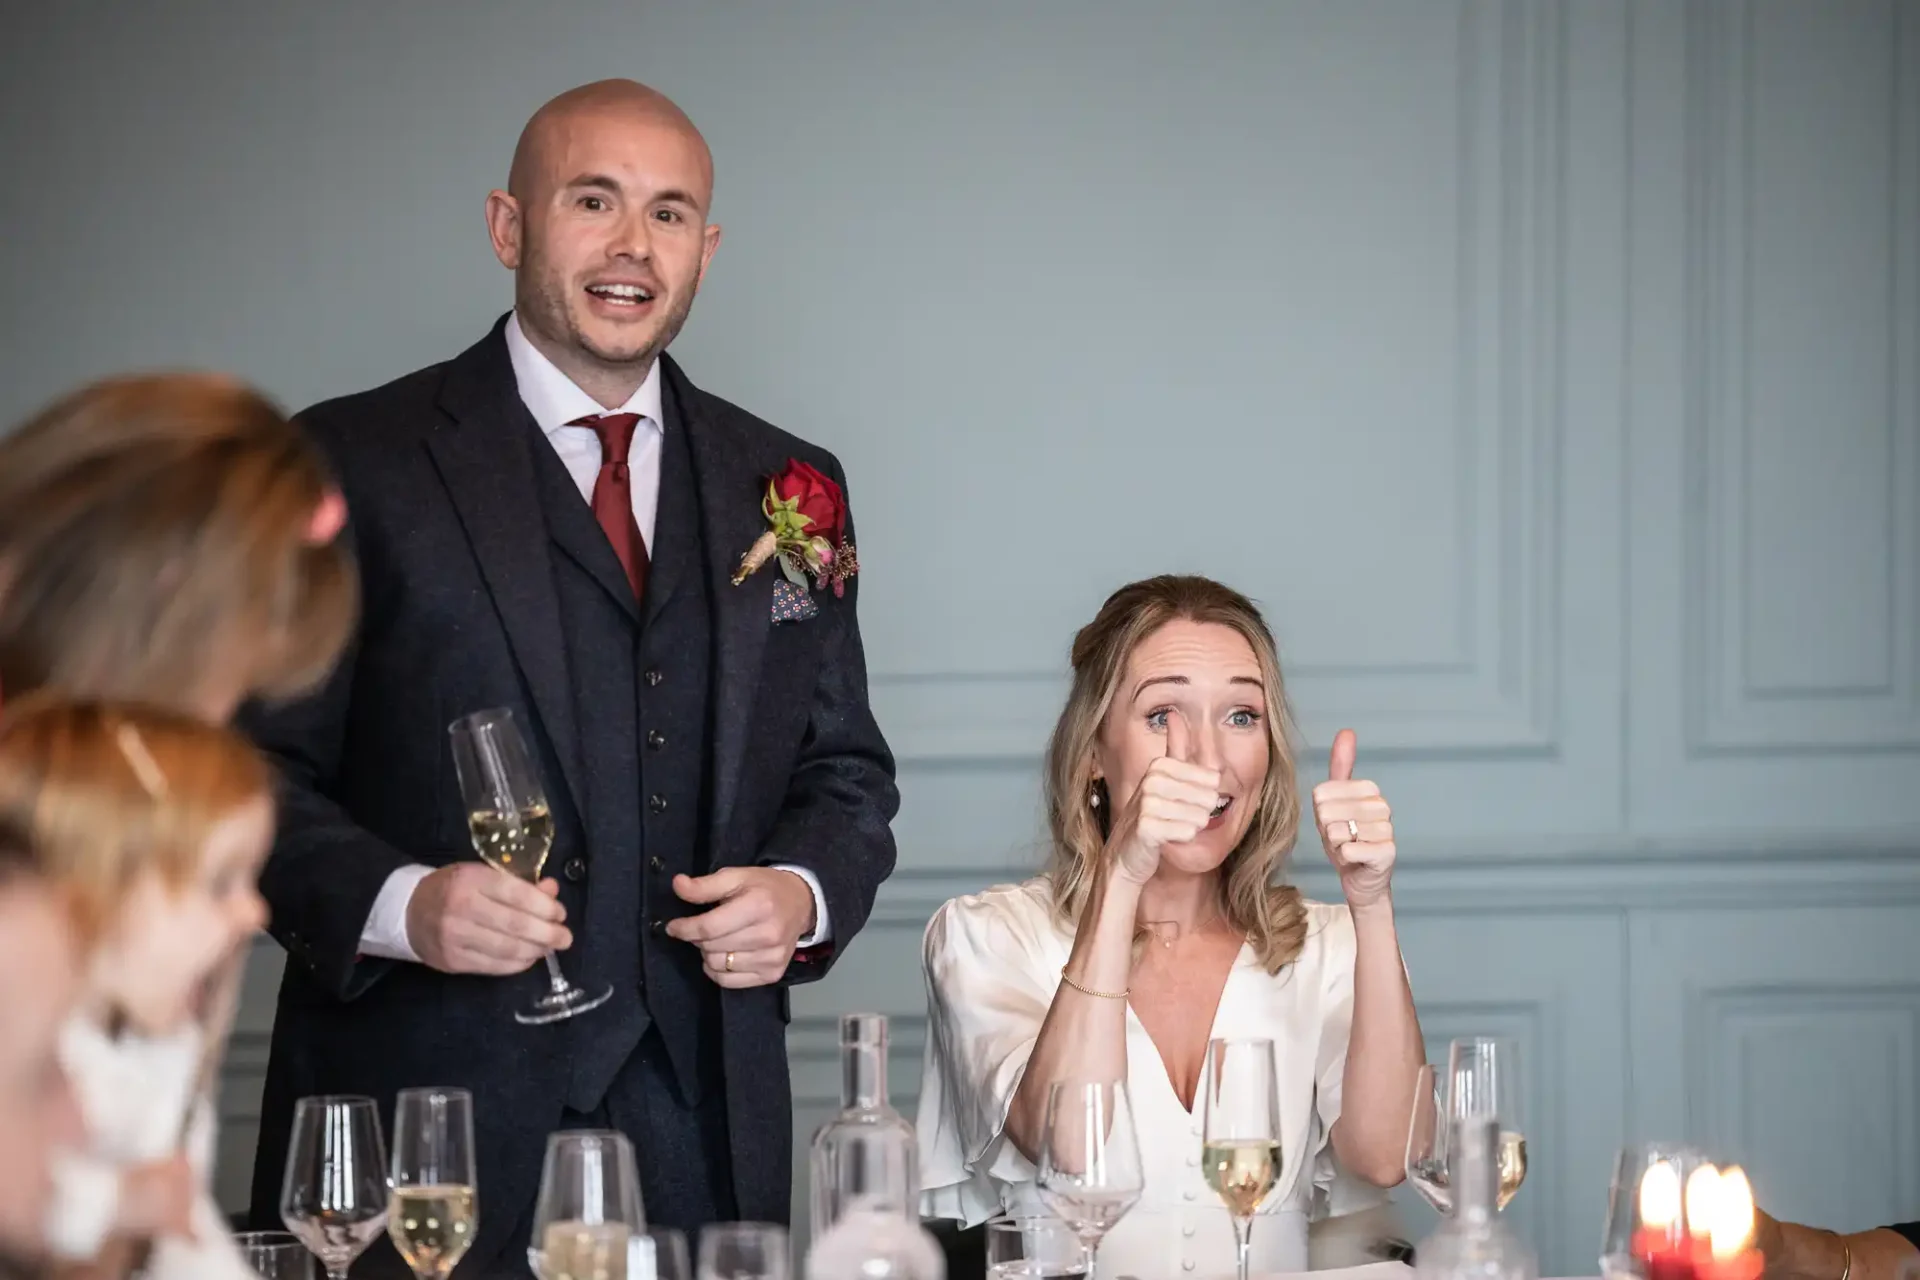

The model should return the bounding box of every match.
[915,878,1388,1280]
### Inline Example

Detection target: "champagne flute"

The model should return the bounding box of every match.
[697,1223,791,1280]
[1201,1038,1282,1280]
[527,1130,647,1280]
[281,1095,391,1280]
[1035,1080,1144,1276]
[235,1231,315,1280]
[1451,1038,1527,1210]
[388,1087,478,1279]
[985,1216,1091,1280]
[1405,1040,1529,1214]
[449,708,612,1024]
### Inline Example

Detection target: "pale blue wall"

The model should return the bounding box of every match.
[4,2,1916,1274]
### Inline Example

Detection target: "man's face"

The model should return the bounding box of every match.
[501,108,720,376]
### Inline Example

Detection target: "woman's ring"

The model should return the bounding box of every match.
[1345,818,1360,844]
[724,951,736,973]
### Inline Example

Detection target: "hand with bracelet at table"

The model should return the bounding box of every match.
[1753,1209,1919,1280]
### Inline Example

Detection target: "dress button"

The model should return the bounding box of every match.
[1186,1153,1199,1167]
[649,794,667,813]
[644,669,664,687]
[1182,1262,1196,1273]
[647,729,666,750]
[1182,1225,1196,1238]
[562,857,586,883]
[649,856,666,873]
[1183,1189,1197,1202]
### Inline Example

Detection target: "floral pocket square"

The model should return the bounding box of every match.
[770,578,820,624]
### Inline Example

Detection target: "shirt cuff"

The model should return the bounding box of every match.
[771,863,832,946]
[357,864,435,962]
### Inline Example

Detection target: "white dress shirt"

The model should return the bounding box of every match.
[357,313,831,960]
[916,878,1389,1280]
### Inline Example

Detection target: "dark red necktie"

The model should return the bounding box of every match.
[571,412,649,603]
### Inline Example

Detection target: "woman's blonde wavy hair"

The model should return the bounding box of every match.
[1043,575,1309,973]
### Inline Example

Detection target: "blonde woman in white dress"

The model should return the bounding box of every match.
[917,575,1425,1280]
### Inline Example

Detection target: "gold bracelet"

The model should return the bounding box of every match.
[1059,966,1128,1000]
[1838,1238,1852,1280]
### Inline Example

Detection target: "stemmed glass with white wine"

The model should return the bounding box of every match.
[527,1130,647,1280]
[281,1095,391,1280]
[388,1087,478,1280]
[1201,1038,1283,1280]
[449,708,610,1024]
[1405,1037,1528,1214]
[1035,1080,1144,1278]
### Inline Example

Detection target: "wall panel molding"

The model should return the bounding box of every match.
[1683,0,1920,756]
[871,0,1568,765]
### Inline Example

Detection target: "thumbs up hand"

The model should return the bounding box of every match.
[1104,710,1224,887]
[1312,728,1397,910]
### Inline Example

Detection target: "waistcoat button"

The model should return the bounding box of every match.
[562,857,586,883]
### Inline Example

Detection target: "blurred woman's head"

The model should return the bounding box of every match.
[0,699,274,1034]
[1044,575,1309,971]
[0,372,356,721]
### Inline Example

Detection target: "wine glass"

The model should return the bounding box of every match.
[1201,1038,1282,1280]
[449,708,611,1024]
[985,1216,1091,1280]
[697,1223,791,1280]
[1598,1144,1719,1280]
[527,1130,647,1280]
[388,1087,478,1279]
[1035,1081,1144,1276]
[235,1231,315,1280]
[1404,1039,1528,1213]
[632,1228,692,1280]
[281,1095,391,1280]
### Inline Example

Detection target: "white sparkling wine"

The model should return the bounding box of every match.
[389,1184,477,1278]
[1495,1130,1527,1209]
[533,1220,632,1280]
[1409,1130,1528,1213]
[1203,1139,1281,1217]
[469,802,554,881]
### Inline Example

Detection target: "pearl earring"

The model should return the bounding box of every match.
[1089,783,1102,809]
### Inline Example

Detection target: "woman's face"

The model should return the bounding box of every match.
[1091,619,1272,876]
[94,795,273,1034]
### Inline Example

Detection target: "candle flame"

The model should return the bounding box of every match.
[1711,1167,1755,1260]
[1639,1160,1682,1230]
[1686,1164,1723,1237]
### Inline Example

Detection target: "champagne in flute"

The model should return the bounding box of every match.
[281,1095,390,1280]
[388,1085,479,1280]
[1405,1042,1529,1215]
[1202,1139,1282,1217]
[1201,1039,1282,1280]
[468,801,554,881]
[450,708,611,1024]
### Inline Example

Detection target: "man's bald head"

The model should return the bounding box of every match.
[485,78,724,407]
[508,79,713,207]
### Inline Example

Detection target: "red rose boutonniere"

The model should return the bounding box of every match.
[730,459,860,597]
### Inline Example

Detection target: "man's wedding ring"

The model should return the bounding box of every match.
[1345,818,1360,844]
[724,951,736,973]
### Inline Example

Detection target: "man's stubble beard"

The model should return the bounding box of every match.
[520,249,701,379]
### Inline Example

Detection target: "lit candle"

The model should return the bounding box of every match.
[1703,1167,1763,1280]
[1634,1161,1697,1280]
